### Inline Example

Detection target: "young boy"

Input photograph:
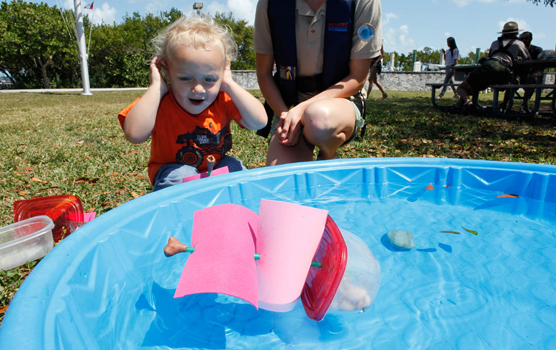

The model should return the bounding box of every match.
[118,15,266,191]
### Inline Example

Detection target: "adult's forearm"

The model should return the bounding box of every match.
[257,71,289,116]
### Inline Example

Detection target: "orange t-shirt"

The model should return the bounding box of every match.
[118,91,242,184]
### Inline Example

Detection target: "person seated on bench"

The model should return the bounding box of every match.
[518,31,543,111]
[520,31,543,60]
[455,21,530,111]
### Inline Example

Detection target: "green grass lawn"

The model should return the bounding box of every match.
[1,90,555,323]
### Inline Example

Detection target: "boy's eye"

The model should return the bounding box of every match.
[179,77,191,82]
[205,77,218,83]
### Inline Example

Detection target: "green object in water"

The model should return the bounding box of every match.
[462,227,478,235]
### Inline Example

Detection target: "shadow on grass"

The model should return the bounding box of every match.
[358,92,556,162]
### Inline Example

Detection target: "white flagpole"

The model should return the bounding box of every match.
[73,0,92,95]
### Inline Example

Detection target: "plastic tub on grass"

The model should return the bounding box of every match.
[0,216,54,271]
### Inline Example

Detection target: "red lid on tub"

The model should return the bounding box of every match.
[14,195,84,242]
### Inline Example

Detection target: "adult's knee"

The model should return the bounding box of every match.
[302,102,335,145]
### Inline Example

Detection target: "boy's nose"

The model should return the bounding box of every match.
[192,83,205,93]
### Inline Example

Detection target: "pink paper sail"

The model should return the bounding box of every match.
[182,166,229,183]
[256,200,328,311]
[173,200,328,312]
[174,204,260,307]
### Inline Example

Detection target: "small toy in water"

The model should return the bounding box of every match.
[387,229,415,250]
[164,200,381,321]
[164,237,193,256]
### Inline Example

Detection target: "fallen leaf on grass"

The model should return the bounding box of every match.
[0,305,8,313]
[497,194,519,198]
[137,175,149,181]
[131,192,141,199]
[74,177,99,184]
[31,177,47,183]
[19,190,30,195]
[77,140,84,145]
[462,227,478,236]
[441,231,461,234]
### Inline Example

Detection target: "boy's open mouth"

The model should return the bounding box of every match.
[189,98,204,106]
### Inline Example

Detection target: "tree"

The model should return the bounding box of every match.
[0,0,77,88]
[513,0,555,6]
[214,12,256,70]
[415,47,441,65]
[0,4,258,89]
[88,10,181,87]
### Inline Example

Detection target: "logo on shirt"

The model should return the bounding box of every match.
[328,22,349,32]
[175,125,232,168]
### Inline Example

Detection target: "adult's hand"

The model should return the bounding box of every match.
[276,107,304,146]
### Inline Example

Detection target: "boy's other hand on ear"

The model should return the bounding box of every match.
[220,62,234,93]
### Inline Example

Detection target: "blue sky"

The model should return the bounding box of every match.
[35,0,554,56]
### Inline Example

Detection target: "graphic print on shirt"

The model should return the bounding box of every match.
[175,125,233,168]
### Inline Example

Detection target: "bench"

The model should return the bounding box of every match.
[490,84,555,117]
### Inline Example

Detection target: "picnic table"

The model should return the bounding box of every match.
[490,58,556,117]
[427,60,556,117]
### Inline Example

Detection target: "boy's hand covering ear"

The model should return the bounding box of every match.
[150,57,170,95]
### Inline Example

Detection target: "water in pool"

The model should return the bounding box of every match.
[57,185,556,349]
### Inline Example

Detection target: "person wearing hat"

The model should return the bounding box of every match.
[455,21,530,110]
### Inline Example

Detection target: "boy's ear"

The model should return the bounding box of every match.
[159,57,170,76]
[158,57,170,84]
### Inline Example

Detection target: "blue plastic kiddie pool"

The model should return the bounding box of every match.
[1,158,556,349]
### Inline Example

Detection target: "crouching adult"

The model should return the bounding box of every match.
[254,0,382,165]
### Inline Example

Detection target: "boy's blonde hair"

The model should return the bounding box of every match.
[152,14,238,63]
